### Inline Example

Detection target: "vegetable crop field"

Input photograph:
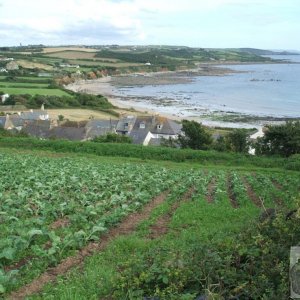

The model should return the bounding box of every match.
[0,150,299,299]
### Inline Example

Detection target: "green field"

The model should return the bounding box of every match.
[0,82,49,88]
[0,87,70,96]
[0,147,299,299]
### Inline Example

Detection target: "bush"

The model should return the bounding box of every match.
[0,137,297,170]
[112,205,300,299]
[92,133,132,144]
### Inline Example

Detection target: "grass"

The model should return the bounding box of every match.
[0,87,71,96]
[48,108,119,121]
[0,82,49,88]
[16,60,53,71]
[0,137,299,171]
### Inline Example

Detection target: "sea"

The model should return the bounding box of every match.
[112,55,300,123]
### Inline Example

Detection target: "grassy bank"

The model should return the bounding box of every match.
[0,137,298,171]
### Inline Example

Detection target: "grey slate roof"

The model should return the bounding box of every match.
[85,119,118,139]
[129,116,153,144]
[47,127,86,141]
[116,115,137,133]
[0,116,6,128]
[23,120,51,138]
[150,117,182,135]
[20,111,48,121]
[8,115,24,127]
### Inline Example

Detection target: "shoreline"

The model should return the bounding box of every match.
[66,64,299,129]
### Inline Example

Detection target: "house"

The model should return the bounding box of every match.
[150,116,182,140]
[1,94,9,103]
[23,120,51,138]
[4,114,24,130]
[128,115,182,146]
[20,110,49,121]
[47,126,86,141]
[0,116,7,128]
[85,119,118,140]
[128,116,154,145]
[20,104,49,121]
[116,115,137,135]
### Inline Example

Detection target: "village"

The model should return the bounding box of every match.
[0,104,182,145]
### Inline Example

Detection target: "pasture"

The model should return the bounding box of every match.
[0,87,70,96]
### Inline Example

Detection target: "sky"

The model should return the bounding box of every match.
[0,0,299,50]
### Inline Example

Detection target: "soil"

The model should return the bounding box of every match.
[4,257,33,273]
[206,177,216,203]
[8,190,170,300]
[242,177,263,207]
[49,217,70,230]
[272,179,283,190]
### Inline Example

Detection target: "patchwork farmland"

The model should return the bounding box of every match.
[0,150,299,299]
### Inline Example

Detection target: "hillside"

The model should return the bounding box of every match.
[234,48,300,56]
[0,143,299,299]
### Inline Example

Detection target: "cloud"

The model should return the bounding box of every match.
[0,0,299,48]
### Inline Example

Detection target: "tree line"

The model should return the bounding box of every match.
[167,120,300,157]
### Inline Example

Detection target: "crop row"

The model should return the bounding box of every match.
[0,154,184,292]
[0,153,299,294]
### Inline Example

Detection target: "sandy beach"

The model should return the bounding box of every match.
[66,66,243,123]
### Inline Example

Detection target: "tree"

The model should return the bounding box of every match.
[58,115,65,122]
[225,129,250,153]
[255,121,300,157]
[178,120,212,150]
[213,135,227,152]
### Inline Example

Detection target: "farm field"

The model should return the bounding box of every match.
[0,87,70,97]
[16,60,53,71]
[43,50,118,62]
[42,47,99,53]
[0,82,49,88]
[48,108,119,121]
[0,149,299,299]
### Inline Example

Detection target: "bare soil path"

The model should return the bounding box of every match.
[242,177,263,207]
[227,175,239,208]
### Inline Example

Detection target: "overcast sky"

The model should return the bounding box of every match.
[0,0,299,50]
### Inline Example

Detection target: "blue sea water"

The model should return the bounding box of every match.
[114,55,300,118]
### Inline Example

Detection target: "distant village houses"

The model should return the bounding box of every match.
[0,104,182,146]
